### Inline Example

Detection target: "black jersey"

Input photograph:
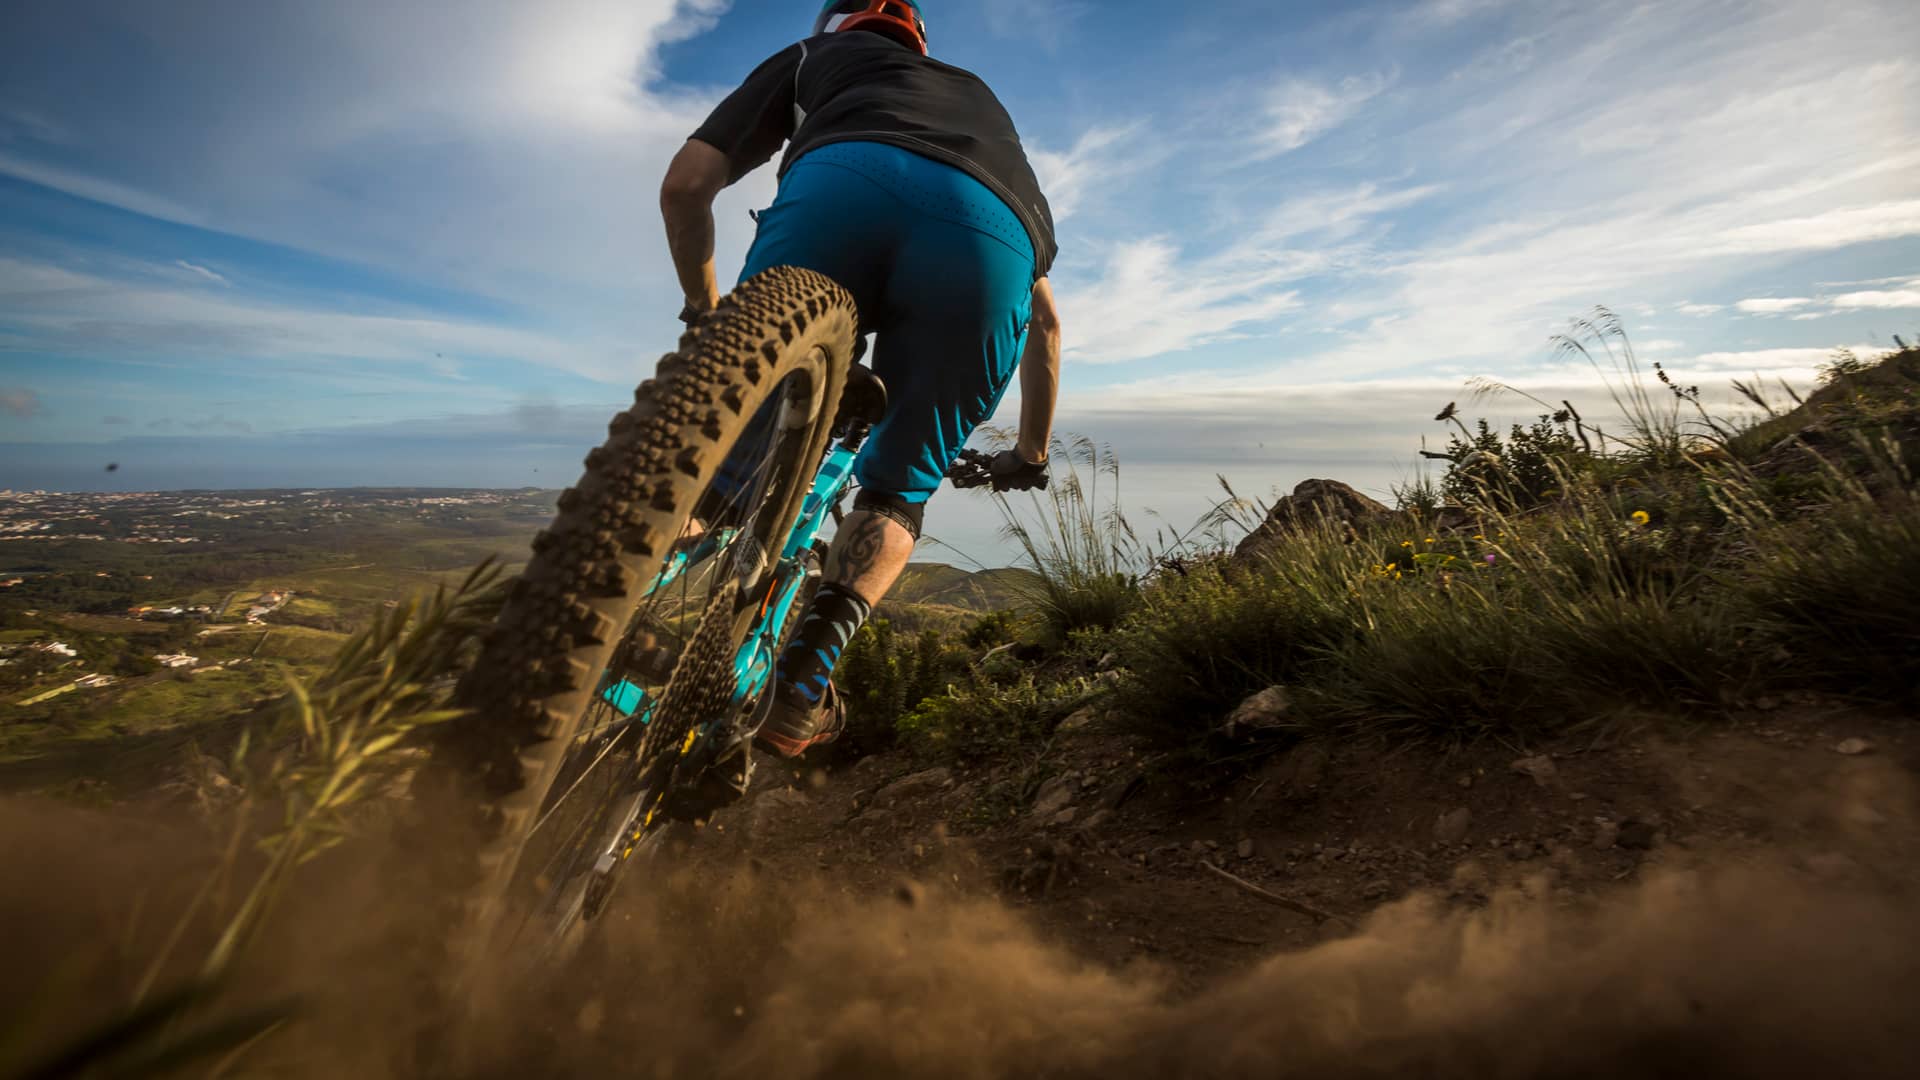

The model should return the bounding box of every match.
[690,31,1058,276]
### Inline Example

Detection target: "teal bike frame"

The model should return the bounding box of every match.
[595,437,859,734]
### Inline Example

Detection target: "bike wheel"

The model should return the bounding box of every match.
[428,265,858,972]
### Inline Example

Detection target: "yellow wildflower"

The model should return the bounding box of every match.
[1401,540,1414,548]
[1630,510,1651,525]
[1424,537,1436,544]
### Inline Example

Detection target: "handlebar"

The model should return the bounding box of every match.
[947,447,1049,492]
[947,448,997,490]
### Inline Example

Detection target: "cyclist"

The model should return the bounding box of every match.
[659,0,1062,760]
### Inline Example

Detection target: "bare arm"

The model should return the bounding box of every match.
[1015,276,1061,464]
[659,139,732,316]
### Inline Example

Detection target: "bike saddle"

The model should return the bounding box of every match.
[833,363,889,436]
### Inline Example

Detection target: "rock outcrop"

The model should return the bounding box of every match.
[1233,479,1392,563]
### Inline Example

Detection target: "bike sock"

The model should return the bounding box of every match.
[774,582,871,711]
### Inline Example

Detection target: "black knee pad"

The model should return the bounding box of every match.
[852,489,925,539]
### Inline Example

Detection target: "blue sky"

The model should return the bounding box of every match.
[2,0,1917,561]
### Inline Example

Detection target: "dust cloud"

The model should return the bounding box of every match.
[3,796,1917,1079]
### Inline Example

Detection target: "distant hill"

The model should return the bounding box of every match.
[885,563,1036,613]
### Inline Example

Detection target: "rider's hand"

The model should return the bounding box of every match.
[987,449,1048,492]
[677,300,711,327]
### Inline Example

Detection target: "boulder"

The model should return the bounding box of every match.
[1234,479,1392,563]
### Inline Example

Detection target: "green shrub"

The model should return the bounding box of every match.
[897,672,1098,765]
[1112,465,1768,747]
[1440,414,1591,508]
[1738,452,1920,704]
[834,617,964,752]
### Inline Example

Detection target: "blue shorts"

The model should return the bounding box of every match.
[737,141,1037,503]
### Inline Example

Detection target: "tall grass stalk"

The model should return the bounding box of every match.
[988,433,1149,644]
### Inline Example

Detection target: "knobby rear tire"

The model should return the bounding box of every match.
[423,266,858,978]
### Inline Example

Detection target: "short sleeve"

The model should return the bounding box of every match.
[689,44,804,186]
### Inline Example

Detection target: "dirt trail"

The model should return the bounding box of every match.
[3,703,1918,1078]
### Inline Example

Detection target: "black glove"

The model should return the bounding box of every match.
[987,449,1049,492]
[677,301,709,327]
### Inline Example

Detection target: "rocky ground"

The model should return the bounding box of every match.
[695,693,1919,992]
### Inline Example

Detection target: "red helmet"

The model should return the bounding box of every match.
[813,0,928,56]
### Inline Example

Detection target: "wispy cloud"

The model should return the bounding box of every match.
[1028,125,1148,223]
[174,259,229,286]
[1254,74,1390,158]
[0,255,629,383]
[1676,302,1723,316]
[1057,237,1311,363]
[101,415,131,425]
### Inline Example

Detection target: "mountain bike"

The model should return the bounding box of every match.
[426,265,1001,969]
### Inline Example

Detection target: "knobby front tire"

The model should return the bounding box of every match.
[424,266,858,975]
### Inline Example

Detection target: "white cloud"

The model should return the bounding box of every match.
[1028,125,1148,223]
[1830,288,1920,309]
[1677,302,1723,316]
[1055,238,1309,363]
[1789,312,1829,321]
[1705,200,1920,257]
[1254,75,1390,158]
[0,1,746,312]
[1683,345,1882,371]
[0,255,628,384]
[174,260,229,286]
[1052,178,1438,362]
[1735,297,1813,314]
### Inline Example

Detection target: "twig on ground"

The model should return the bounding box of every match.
[1200,860,1350,926]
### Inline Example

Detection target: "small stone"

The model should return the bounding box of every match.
[872,767,953,808]
[1049,807,1079,827]
[1834,738,1872,756]
[1592,820,1620,850]
[1616,820,1658,850]
[1029,774,1076,820]
[893,880,925,907]
[1510,755,1558,786]
[1434,807,1472,845]
[1456,772,1474,789]
[1237,838,1255,859]
[1223,686,1291,738]
[1057,707,1099,734]
[1362,880,1393,901]
[1508,842,1534,861]
[1754,695,1781,711]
